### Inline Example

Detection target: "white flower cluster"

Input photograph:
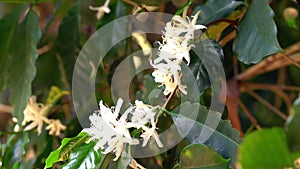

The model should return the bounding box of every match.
[83,98,163,161]
[13,96,66,136]
[151,11,206,95]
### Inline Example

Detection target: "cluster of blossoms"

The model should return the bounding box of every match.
[13,96,66,136]
[83,98,163,161]
[151,11,206,95]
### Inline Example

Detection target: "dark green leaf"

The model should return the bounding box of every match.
[194,0,244,24]
[238,128,300,169]
[0,0,51,3]
[142,75,165,106]
[0,6,24,90]
[175,144,229,169]
[285,97,300,152]
[54,0,77,19]
[190,39,224,92]
[45,132,89,168]
[234,0,282,64]
[169,102,241,168]
[0,8,41,124]
[33,137,53,169]
[2,133,29,169]
[61,142,101,169]
[132,0,171,6]
[55,3,80,88]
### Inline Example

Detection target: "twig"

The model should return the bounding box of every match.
[163,85,178,108]
[246,90,288,120]
[240,83,293,114]
[283,54,300,69]
[243,83,300,92]
[236,42,300,81]
[219,31,236,47]
[274,67,285,109]
[0,103,13,114]
[227,87,261,129]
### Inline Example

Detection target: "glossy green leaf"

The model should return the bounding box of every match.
[285,97,300,152]
[194,0,244,24]
[2,133,29,169]
[169,102,241,168]
[45,132,89,168]
[61,141,101,169]
[0,8,41,124]
[234,0,282,64]
[174,144,229,169]
[190,39,224,93]
[238,128,300,169]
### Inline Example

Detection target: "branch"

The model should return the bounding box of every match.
[246,90,288,120]
[0,103,13,114]
[236,42,300,81]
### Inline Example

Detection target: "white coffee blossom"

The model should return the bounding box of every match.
[151,11,206,95]
[83,98,163,161]
[13,96,66,136]
[46,119,67,136]
[89,0,111,20]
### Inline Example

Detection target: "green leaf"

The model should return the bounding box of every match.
[285,97,300,152]
[2,133,29,169]
[194,0,244,24]
[238,127,300,169]
[168,102,241,168]
[61,142,102,169]
[0,0,52,3]
[175,144,229,169]
[0,8,41,124]
[234,0,282,64]
[55,3,80,87]
[45,132,89,168]
[190,39,224,93]
[141,75,164,106]
[0,5,24,90]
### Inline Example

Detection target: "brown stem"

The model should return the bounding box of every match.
[283,54,300,69]
[219,31,236,47]
[227,87,261,129]
[240,83,292,114]
[243,83,300,92]
[163,85,178,108]
[236,42,300,81]
[246,90,288,120]
[274,67,285,109]
[0,103,13,114]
